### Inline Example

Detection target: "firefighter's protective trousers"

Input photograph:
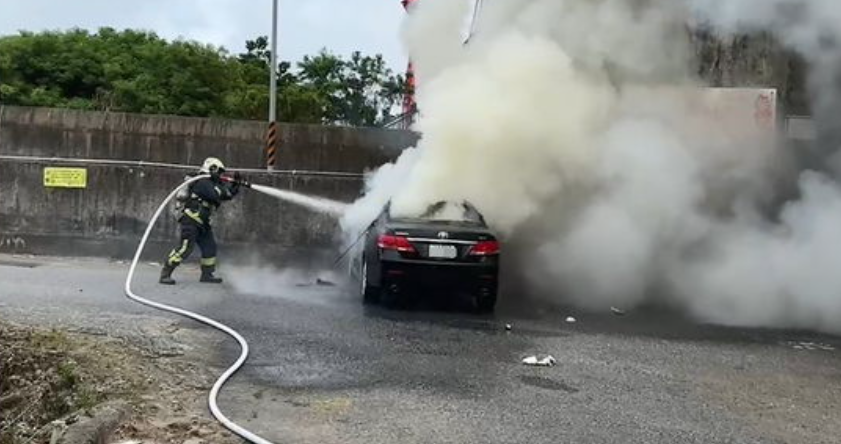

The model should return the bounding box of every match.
[164,176,237,272]
[166,220,218,271]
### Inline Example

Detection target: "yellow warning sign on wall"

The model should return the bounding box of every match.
[44,167,88,189]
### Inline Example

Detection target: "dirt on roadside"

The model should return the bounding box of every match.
[0,321,239,444]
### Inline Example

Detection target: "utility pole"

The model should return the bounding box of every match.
[266,0,279,170]
[401,0,420,129]
[468,0,483,42]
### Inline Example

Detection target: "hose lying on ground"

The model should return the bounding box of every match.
[124,175,275,444]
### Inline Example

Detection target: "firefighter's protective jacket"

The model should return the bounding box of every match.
[180,177,239,226]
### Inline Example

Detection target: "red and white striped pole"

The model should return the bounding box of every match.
[266,0,279,170]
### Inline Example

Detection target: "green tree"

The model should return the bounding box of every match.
[233,36,326,123]
[0,28,237,116]
[298,49,405,126]
[0,29,406,126]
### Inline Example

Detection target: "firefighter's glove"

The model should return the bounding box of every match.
[233,172,252,189]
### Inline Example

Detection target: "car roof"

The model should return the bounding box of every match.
[383,200,487,227]
[385,200,481,213]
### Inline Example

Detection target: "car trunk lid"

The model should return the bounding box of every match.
[385,220,497,261]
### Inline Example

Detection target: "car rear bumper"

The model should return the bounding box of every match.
[379,259,498,294]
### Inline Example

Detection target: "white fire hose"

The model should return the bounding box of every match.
[124,175,275,444]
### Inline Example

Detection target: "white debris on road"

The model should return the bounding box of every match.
[784,341,836,351]
[522,355,557,367]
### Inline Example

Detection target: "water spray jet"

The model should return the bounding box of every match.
[250,184,349,217]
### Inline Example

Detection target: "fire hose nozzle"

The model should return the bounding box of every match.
[221,174,252,189]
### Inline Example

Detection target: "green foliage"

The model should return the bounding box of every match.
[57,360,79,389]
[298,50,405,126]
[0,29,406,126]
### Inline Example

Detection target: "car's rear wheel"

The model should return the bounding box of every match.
[361,259,380,304]
[474,289,497,314]
[380,285,404,309]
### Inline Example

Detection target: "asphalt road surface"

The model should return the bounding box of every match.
[1,254,840,444]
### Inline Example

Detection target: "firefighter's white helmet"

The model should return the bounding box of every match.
[199,157,226,174]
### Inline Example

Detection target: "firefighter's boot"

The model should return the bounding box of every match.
[159,264,177,285]
[200,266,223,284]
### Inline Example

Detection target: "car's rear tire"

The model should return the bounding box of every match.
[474,290,497,314]
[361,259,380,304]
[380,287,404,309]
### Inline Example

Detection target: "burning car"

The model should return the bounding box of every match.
[349,201,500,312]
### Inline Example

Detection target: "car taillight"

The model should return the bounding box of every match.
[470,240,500,256]
[378,234,417,253]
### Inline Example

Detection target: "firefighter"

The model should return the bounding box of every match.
[159,157,245,285]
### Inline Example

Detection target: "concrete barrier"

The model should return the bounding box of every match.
[0,158,363,262]
[0,106,417,261]
[0,106,415,172]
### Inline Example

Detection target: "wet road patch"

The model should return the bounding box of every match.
[0,258,40,268]
[519,375,580,393]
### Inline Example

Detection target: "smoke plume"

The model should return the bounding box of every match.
[688,0,841,167]
[342,0,841,333]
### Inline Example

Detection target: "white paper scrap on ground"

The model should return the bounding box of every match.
[522,355,557,367]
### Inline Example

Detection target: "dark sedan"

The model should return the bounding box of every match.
[349,201,500,312]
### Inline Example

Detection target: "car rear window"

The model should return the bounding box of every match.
[416,202,484,224]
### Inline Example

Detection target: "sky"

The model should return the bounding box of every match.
[0,0,409,70]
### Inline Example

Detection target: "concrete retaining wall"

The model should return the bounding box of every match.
[0,106,416,261]
[0,159,362,262]
[0,106,415,172]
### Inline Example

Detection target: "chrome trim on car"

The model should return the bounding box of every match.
[407,238,478,245]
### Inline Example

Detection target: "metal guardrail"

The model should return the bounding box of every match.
[0,155,365,178]
[381,111,417,130]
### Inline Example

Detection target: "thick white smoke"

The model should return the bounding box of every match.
[343,0,841,333]
[341,146,421,240]
[688,0,841,162]
[671,173,841,331]
[673,0,841,332]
